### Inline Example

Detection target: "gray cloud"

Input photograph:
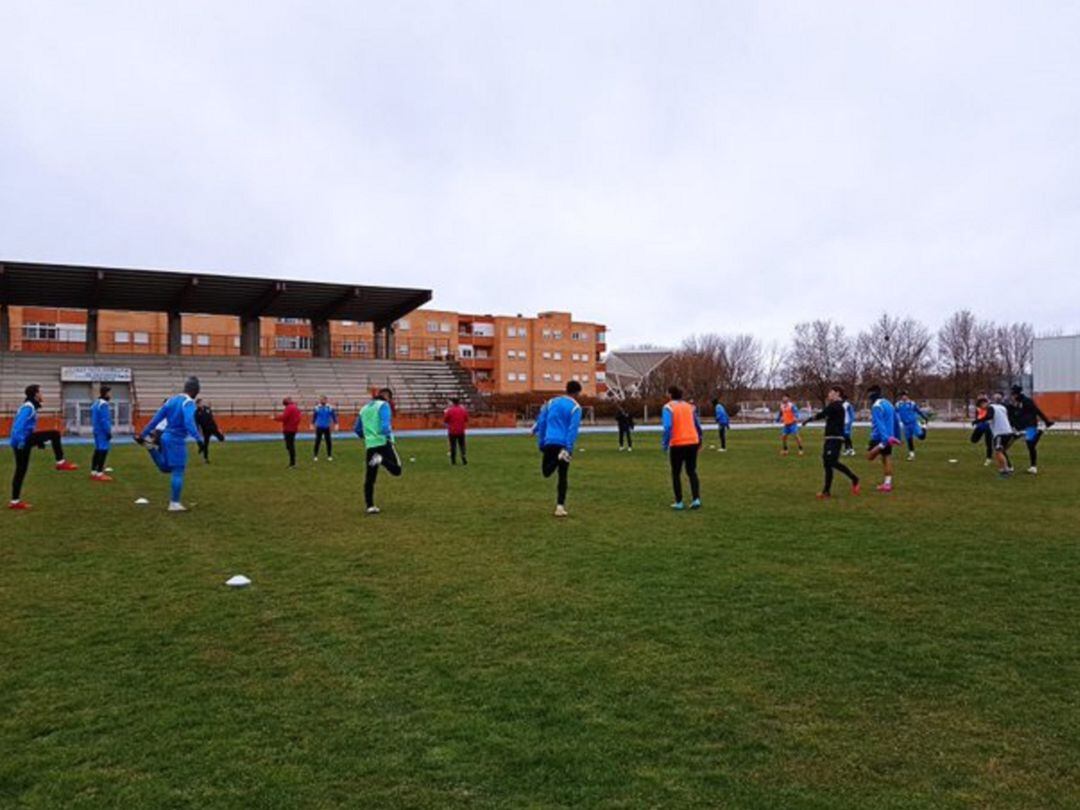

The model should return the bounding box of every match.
[3,1,1078,346]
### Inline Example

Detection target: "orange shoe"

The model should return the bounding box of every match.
[91,474,114,483]
[8,501,31,510]
[851,483,861,496]
[816,492,831,500]
[55,460,79,471]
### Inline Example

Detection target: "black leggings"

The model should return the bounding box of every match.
[449,434,467,464]
[618,426,633,448]
[11,429,68,500]
[541,445,570,506]
[843,434,853,452]
[1025,430,1042,467]
[823,440,858,494]
[716,425,727,449]
[200,427,224,460]
[314,427,333,458]
[283,432,297,466]
[970,426,993,459]
[365,445,402,507]
[91,448,109,473]
[669,444,700,503]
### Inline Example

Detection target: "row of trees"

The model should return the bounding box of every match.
[637,312,1035,408]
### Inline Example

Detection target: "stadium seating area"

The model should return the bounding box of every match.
[0,352,482,417]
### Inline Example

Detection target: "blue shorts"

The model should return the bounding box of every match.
[1024,427,1040,442]
[93,433,111,452]
[155,438,188,472]
[781,423,800,436]
[902,423,925,441]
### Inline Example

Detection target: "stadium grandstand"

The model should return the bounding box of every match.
[603,349,672,399]
[0,261,492,434]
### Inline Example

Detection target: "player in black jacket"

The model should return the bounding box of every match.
[195,399,226,463]
[1010,385,1053,474]
[615,407,634,451]
[802,386,861,499]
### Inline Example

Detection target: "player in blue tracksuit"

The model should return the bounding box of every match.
[896,392,929,460]
[312,396,338,461]
[90,385,114,481]
[532,380,583,516]
[866,385,900,492]
[712,398,730,451]
[8,383,78,509]
[841,397,857,455]
[136,376,204,511]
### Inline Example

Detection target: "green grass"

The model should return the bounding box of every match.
[2,428,1079,809]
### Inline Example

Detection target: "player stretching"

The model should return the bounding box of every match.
[1009,385,1054,475]
[444,397,469,465]
[970,397,994,466]
[533,380,583,517]
[136,376,204,512]
[841,395,857,455]
[866,385,900,492]
[712,398,730,452]
[274,397,302,468]
[312,395,338,462]
[663,386,703,510]
[776,395,804,456]
[355,388,402,514]
[973,395,1016,477]
[8,384,79,510]
[90,385,114,482]
[803,386,860,499]
[896,392,929,461]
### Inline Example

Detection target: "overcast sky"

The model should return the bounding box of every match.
[3,1,1078,347]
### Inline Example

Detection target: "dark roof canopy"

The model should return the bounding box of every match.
[0,261,431,327]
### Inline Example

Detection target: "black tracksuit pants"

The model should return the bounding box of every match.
[449,434,467,464]
[618,425,632,448]
[716,425,727,449]
[669,444,700,503]
[11,431,64,501]
[314,427,333,458]
[541,445,570,506]
[823,439,858,494]
[283,432,297,466]
[365,445,402,507]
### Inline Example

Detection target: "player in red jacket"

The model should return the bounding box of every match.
[274,397,302,468]
[443,397,469,465]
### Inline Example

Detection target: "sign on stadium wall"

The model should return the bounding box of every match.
[60,366,133,383]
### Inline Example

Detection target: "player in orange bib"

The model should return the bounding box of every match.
[776,395,804,456]
[661,386,703,510]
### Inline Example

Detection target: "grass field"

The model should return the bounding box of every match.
[2,427,1078,809]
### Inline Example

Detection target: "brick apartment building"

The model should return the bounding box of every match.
[4,306,608,397]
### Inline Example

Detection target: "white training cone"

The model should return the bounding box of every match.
[948,459,959,464]
[134,497,150,505]
[226,575,251,587]
[409,457,417,462]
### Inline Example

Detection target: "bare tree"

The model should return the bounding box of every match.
[857,313,934,397]
[721,333,763,403]
[646,333,762,408]
[761,340,788,394]
[785,320,854,405]
[938,311,1000,410]
[996,322,1034,383]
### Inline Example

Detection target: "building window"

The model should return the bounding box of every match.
[22,322,86,342]
[460,346,474,359]
[553,373,562,382]
[552,330,563,340]
[597,331,607,343]
[233,336,241,348]
[134,331,150,345]
[596,371,606,381]
[115,331,131,344]
[542,329,551,338]
[440,322,451,333]
[427,321,439,333]
[396,319,411,331]
[197,334,210,347]
[543,373,552,381]
[553,352,562,360]
[181,333,193,346]
[542,351,551,359]
[342,340,368,355]
[277,317,308,324]
[518,373,527,382]
[276,336,312,351]
[397,344,410,356]
[572,331,589,341]
[507,372,517,382]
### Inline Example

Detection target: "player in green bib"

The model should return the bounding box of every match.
[353,388,402,514]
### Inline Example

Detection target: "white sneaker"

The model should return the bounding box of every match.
[328,456,333,461]
[907,452,916,461]
[366,506,381,514]
[554,505,568,517]
[368,453,383,468]
[1027,466,1038,475]
[984,458,993,466]
[618,447,625,452]
[719,448,727,453]
[168,502,187,512]
[313,457,318,463]
[557,449,572,463]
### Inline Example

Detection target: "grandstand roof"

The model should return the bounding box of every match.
[0,260,431,327]
[605,350,672,381]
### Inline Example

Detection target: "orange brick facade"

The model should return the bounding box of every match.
[5,306,607,396]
